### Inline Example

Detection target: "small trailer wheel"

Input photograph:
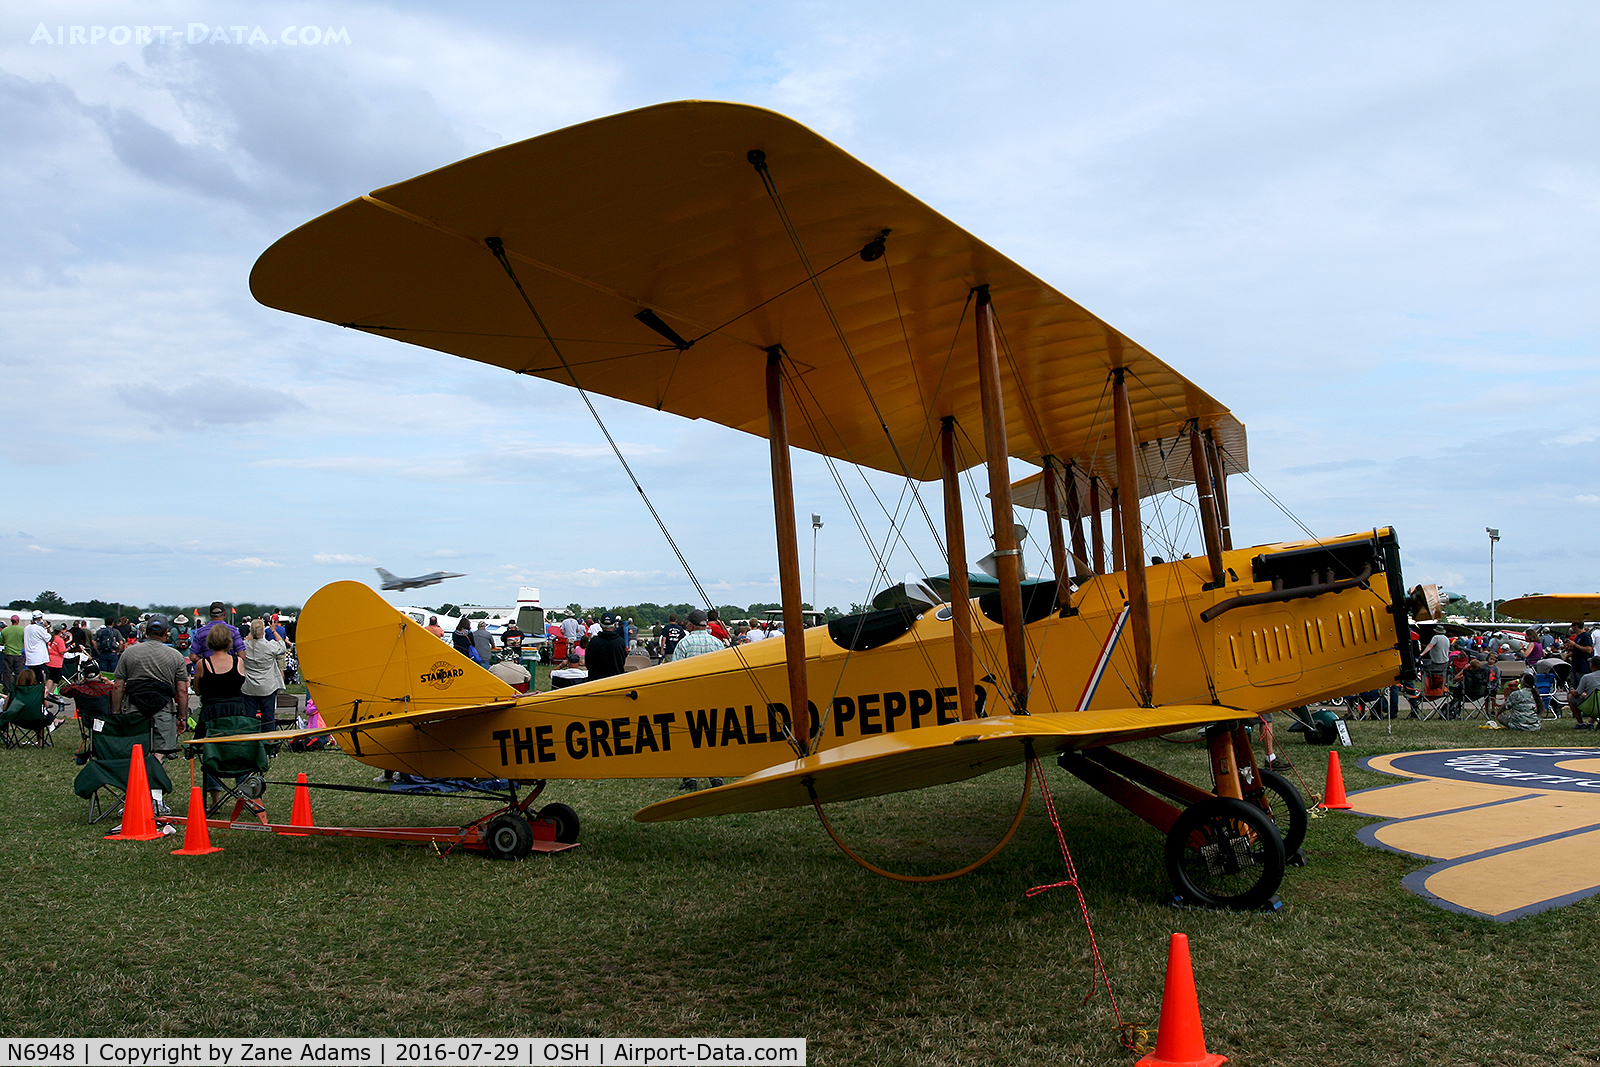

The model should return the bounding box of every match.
[485,813,534,860]
[537,802,581,844]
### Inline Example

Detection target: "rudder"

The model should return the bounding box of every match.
[297,581,517,729]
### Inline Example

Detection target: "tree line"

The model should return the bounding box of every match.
[431,600,861,627]
[6,590,301,622]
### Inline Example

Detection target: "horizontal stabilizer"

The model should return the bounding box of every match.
[184,699,518,747]
[634,705,1230,822]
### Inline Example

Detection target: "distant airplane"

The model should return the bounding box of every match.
[375,567,466,592]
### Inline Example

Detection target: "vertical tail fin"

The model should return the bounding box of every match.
[375,567,396,585]
[298,581,516,729]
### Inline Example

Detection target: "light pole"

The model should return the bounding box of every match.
[811,513,823,609]
[1486,527,1500,622]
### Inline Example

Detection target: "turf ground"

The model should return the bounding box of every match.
[4,711,1598,1066]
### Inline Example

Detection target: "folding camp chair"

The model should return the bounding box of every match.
[186,715,272,821]
[1448,667,1492,720]
[1576,690,1600,728]
[72,713,175,824]
[0,683,57,747]
[1412,668,1453,720]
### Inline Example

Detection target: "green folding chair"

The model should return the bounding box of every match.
[187,715,272,820]
[72,713,175,824]
[1,683,56,748]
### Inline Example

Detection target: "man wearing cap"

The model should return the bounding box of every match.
[1,614,24,692]
[671,609,723,663]
[669,609,724,790]
[22,610,51,680]
[471,621,495,666]
[190,601,244,660]
[586,613,629,681]
[111,615,190,811]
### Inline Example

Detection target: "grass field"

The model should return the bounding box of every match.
[4,707,1599,1066]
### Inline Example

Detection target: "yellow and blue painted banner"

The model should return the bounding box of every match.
[1350,748,1600,921]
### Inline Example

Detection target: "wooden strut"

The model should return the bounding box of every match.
[974,288,1030,712]
[1188,420,1226,587]
[1063,459,1090,576]
[1110,365,1153,706]
[1109,487,1124,573]
[940,417,977,721]
[1204,429,1234,551]
[765,346,811,753]
[1039,455,1074,614]
[1087,476,1105,575]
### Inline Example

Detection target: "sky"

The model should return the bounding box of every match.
[2,1,1596,616]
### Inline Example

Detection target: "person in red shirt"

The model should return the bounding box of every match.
[706,609,730,646]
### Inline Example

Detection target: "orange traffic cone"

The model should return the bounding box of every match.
[1321,750,1353,810]
[1138,933,1227,1067]
[283,772,314,835]
[171,785,223,856]
[105,743,162,841]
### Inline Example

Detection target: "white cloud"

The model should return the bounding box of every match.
[313,553,377,564]
[225,557,285,568]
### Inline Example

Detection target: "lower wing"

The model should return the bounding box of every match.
[634,704,1233,822]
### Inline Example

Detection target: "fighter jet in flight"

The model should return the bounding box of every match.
[375,567,466,592]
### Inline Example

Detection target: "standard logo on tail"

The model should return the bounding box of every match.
[422,661,464,689]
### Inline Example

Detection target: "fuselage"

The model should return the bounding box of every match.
[301,528,1408,782]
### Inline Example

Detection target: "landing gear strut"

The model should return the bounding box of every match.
[1060,719,1292,909]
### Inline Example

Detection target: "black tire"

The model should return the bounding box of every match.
[1253,769,1308,858]
[537,802,580,844]
[484,813,534,860]
[1165,796,1286,910]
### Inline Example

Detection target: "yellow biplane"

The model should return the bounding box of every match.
[244,101,1426,907]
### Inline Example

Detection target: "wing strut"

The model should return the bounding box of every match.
[767,346,812,753]
[975,287,1029,712]
[939,416,977,721]
[1188,419,1227,589]
[1204,429,1235,551]
[1087,475,1106,575]
[1039,455,1076,615]
[1111,364,1153,706]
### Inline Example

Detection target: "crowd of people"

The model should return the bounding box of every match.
[1411,620,1596,731]
[0,602,292,813]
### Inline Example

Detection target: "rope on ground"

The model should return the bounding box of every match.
[1285,761,1326,814]
[1023,756,1153,1055]
[810,761,1033,882]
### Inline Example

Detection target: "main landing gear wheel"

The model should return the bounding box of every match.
[484,813,534,860]
[1254,769,1309,860]
[537,802,580,844]
[1165,796,1286,910]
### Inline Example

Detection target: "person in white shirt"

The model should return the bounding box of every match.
[22,611,51,675]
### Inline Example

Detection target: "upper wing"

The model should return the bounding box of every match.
[634,705,1229,822]
[1499,595,1600,623]
[1009,417,1249,511]
[251,100,1241,483]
